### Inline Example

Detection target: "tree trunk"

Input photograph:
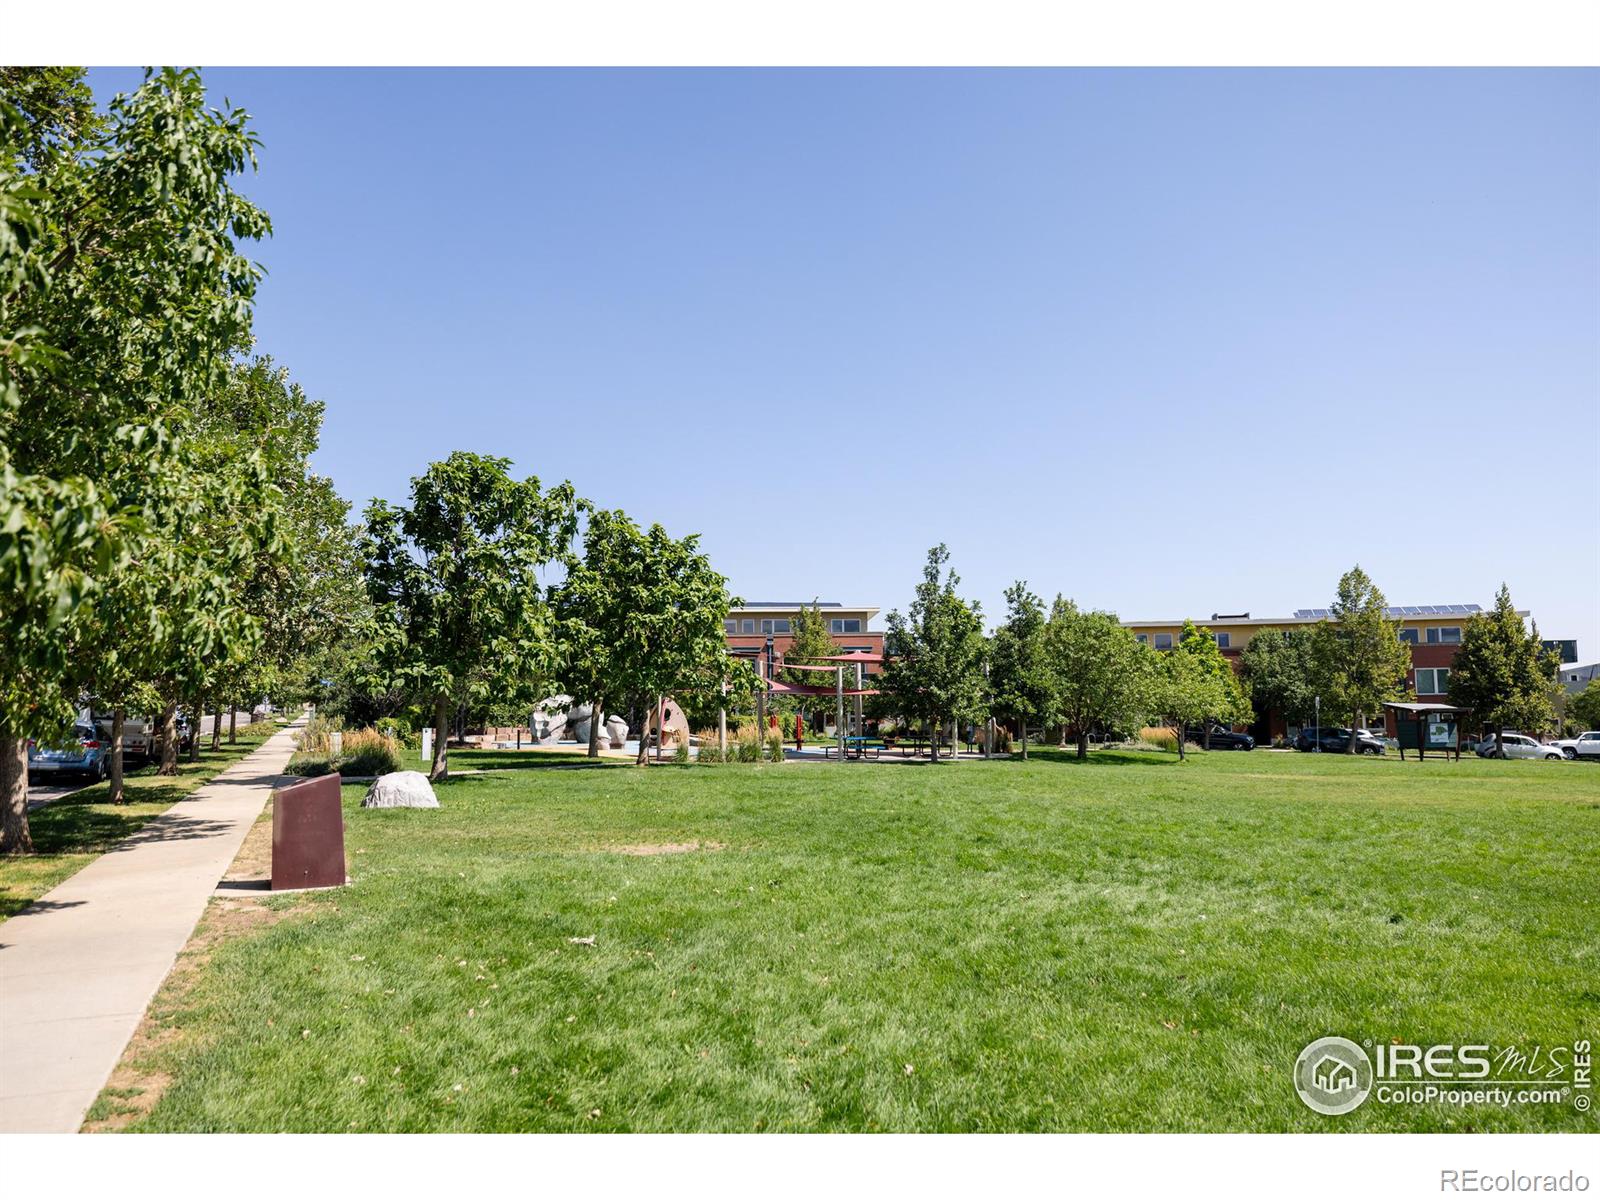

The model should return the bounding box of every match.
[228,704,237,744]
[0,734,31,855]
[1174,722,1186,760]
[635,699,652,767]
[588,693,604,758]
[1058,722,1068,748]
[1021,720,1029,760]
[1347,709,1359,754]
[109,708,126,805]
[210,698,222,750]
[1077,729,1089,760]
[157,702,179,775]
[187,696,201,763]
[430,695,449,781]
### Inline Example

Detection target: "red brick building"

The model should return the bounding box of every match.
[725,602,884,673]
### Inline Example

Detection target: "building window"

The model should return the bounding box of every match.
[1398,628,1419,645]
[1425,626,1461,644]
[830,618,862,634]
[1415,667,1452,695]
[1214,633,1230,649]
[759,618,793,634]
[724,619,737,634]
[1153,633,1173,651]
[1136,633,1148,645]
[740,618,755,634]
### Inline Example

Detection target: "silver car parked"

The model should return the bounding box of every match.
[1477,733,1563,761]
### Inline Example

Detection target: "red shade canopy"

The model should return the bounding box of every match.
[815,651,884,663]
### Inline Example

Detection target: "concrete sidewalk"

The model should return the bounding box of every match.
[0,717,305,1133]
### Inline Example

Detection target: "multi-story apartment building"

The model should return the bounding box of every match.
[1121,603,1539,738]
[724,602,885,673]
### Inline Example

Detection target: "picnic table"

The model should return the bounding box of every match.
[824,736,883,760]
[883,735,953,758]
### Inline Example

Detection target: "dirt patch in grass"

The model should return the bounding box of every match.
[221,798,276,884]
[83,802,309,1132]
[606,840,726,856]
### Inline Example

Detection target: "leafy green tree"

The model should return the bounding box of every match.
[1146,630,1239,761]
[1045,598,1151,759]
[1238,626,1318,733]
[361,452,581,780]
[881,546,987,761]
[1447,585,1558,748]
[553,509,736,760]
[1567,680,1600,732]
[1,69,269,851]
[1309,566,1412,753]
[989,583,1053,758]
[777,601,841,737]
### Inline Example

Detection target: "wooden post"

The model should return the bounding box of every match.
[836,665,846,762]
[854,663,863,742]
[719,676,728,759]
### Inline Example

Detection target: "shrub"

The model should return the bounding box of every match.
[286,751,336,777]
[339,728,404,777]
[766,732,784,762]
[1140,725,1178,750]
[673,741,691,765]
[287,727,403,777]
[299,713,343,754]
[237,720,277,738]
[694,730,726,764]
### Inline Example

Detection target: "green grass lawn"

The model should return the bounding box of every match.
[104,748,1598,1132]
[0,733,272,920]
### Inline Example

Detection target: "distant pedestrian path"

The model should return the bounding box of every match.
[0,716,305,1133]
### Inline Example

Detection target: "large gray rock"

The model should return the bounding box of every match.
[605,715,628,748]
[362,770,440,809]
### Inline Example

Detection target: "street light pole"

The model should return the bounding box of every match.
[1314,695,1320,752]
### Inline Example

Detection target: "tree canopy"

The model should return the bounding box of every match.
[988,583,1053,758]
[1309,566,1411,752]
[553,508,737,761]
[1,67,272,851]
[1447,584,1557,742]
[1043,597,1149,759]
[1238,626,1318,731]
[881,546,986,760]
[361,452,581,779]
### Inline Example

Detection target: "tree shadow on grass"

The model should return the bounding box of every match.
[1018,747,1183,768]
[449,752,633,773]
[24,803,169,857]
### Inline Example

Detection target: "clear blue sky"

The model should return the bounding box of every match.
[89,69,1600,654]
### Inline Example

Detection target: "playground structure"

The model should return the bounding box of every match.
[730,639,884,760]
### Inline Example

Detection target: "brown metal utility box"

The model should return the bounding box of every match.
[271,773,347,891]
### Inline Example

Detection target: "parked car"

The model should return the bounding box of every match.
[1552,731,1600,760]
[1293,727,1386,755]
[1181,725,1255,751]
[1477,733,1563,760]
[87,710,157,760]
[27,723,109,782]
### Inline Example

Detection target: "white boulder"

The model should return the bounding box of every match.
[362,770,440,809]
[605,715,628,748]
